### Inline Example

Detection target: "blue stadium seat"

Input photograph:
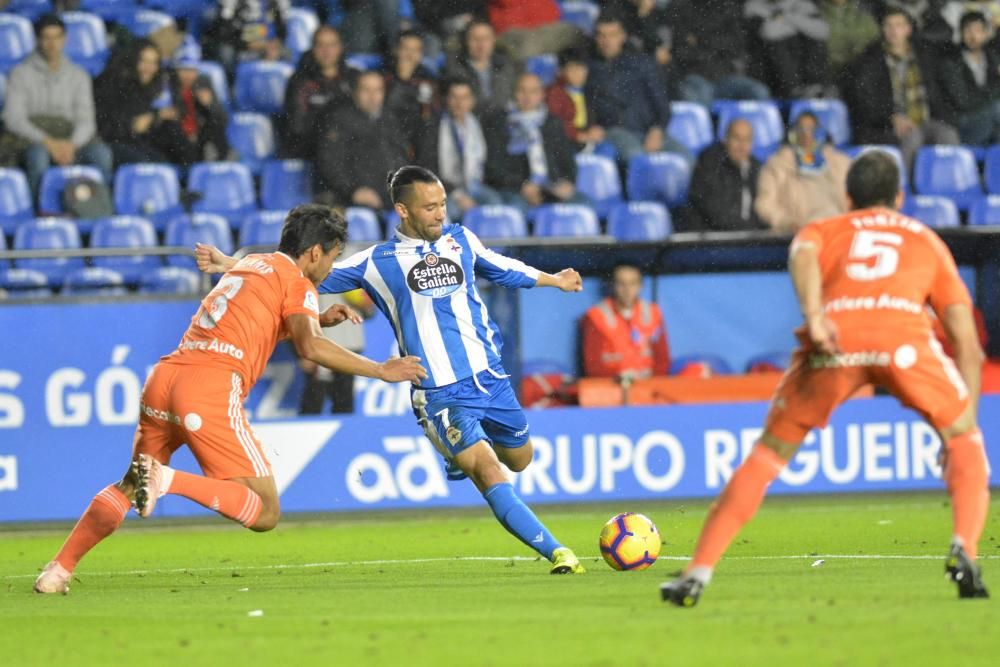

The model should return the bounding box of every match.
[78,0,139,23]
[575,153,622,219]
[843,145,908,191]
[142,0,206,21]
[713,100,784,161]
[982,145,1000,194]
[383,209,401,237]
[533,204,600,237]
[138,266,201,295]
[913,145,983,210]
[197,61,230,108]
[5,0,50,21]
[902,195,960,228]
[89,215,160,284]
[187,162,257,229]
[286,7,319,60]
[0,267,51,299]
[745,351,790,373]
[462,205,528,239]
[0,222,6,268]
[239,209,287,248]
[39,165,105,215]
[13,217,85,285]
[234,61,294,113]
[113,163,182,231]
[968,194,1000,226]
[626,153,691,207]
[120,9,175,38]
[226,112,275,175]
[62,11,109,76]
[606,201,671,241]
[345,207,383,242]
[164,213,232,268]
[261,159,313,210]
[0,13,33,72]
[667,102,714,156]
[525,54,558,86]
[670,353,733,376]
[62,266,127,297]
[788,99,851,146]
[345,53,384,71]
[560,1,600,35]
[0,168,33,237]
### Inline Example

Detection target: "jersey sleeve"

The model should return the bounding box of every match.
[789,221,824,258]
[927,234,973,315]
[463,227,540,289]
[282,276,321,321]
[319,246,371,294]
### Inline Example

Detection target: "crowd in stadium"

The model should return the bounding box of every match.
[2,0,1000,299]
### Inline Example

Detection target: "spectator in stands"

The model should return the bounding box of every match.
[821,0,880,83]
[546,47,605,152]
[315,70,409,210]
[586,14,680,166]
[684,119,766,232]
[281,25,351,161]
[167,55,230,164]
[206,0,291,77]
[341,0,401,57]
[411,0,484,57]
[384,30,439,149]
[487,0,583,61]
[95,41,201,167]
[415,77,502,221]
[580,263,670,380]
[443,19,520,114]
[0,14,112,198]
[745,0,831,98]
[874,0,953,45]
[755,111,851,232]
[939,11,1000,145]
[665,0,771,107]
[483,73,585,213]
[940,1,1000,39]
[599,0,673,59]
[843,7,959,167]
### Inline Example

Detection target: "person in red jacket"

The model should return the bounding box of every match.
[580,263,670,379]
[488,0,582,60]
[545,47,605,151]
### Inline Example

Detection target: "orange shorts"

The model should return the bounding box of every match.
[765,329,971,444]
[132,361,271,479]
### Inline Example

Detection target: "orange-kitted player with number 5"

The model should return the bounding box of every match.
[35,205,427,594]
[661,150,991,606]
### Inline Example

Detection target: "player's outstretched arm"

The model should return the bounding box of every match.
[789,241,839,354]
[535,268,583,292]
[286,313,427,384]
[195,243,238,274]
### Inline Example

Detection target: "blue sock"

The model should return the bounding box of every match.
[483,482,562,560]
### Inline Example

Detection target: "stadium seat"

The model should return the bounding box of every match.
[345,53,384,71]
[113,163,182,231]
[5,0,49,21]
[745,351,790,373]
[461,205,527,239]
[164,213,232,268]
[667,102,714,156]
[62,11,109,76]
[560,1,600,34]
[968,194,1000,226]
[234,61,294,113]
[13,217,85,285]
[913,145,983,210]
[78,0,139,23]
[575,153,623,219]
[0,13,34,72]
[62,266,127,297]
[383,209,401,237]
[713,100,783,161]
[525,54,558,86]
[187,162,257,229]
[902,195,960,229]
[38,165,106,216]
[0,168,33,237]
[0,223,6,268]
[342,206,381,242]
[670,354,733,377]
[226,112,276,175]
[286,7,319,60]
[0,267,51,298]
[239,209,287,248]
[138,266,201,295]
[626,153,691,208]
[606,201,671,241]
[533,204,600,237]
[982,145,1000,194]
[788,99,851,146]
[197,61,230,108]
[120,9,175,38]
[89,215,160,284]
[261,159,313,210]
[843,145,908,190]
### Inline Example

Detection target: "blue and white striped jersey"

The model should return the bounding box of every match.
[319,224,540,388]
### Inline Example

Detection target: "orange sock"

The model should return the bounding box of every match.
[944,429,990,560]
[55,485,131,572]
[690,445,785,571]
[168,470,263,528]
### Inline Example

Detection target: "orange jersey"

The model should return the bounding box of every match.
[163,253,320,390]
[792,206,972,334]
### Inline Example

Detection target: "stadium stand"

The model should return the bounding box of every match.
[13,217,85,285]
[61,266,127,297]
[0,168,33,237]
[526,54,558,87]
[260,160,313,211]
[226,112,276,175]
[574,153,623,219]
[606,201,671,242]
[0,266,51,298]
[461,205,528,240]
[626,153,691,208]
[533,204,600,237]
[38,165,106,216]
[968,195,1000,227]
[714,100,784,161]
[913,145,983,211]
[344,207,383,243]
[901,195,960,229]
[239,209,288,248]
[138,265,201,295]
[119,9,174,38]
[234,61,294,114]
[788,99,851,147]
[286,7,320,61]
[559,1,600,35]
[670,354,734,377]
[112,163,183,232]
[0,13,33,73]
[187,162,257,229]
[164,213,232,269]
[667,102,714,156]
[62,11,109,77]
[89,215,160,284]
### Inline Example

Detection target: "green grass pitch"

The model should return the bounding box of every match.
[2,492,999,666]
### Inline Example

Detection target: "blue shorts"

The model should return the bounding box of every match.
[411,365,530,457]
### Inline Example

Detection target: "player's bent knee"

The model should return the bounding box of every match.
[248,507,280,532]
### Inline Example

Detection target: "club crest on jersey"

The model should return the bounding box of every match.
[445,425,462,445]
[407,254,464,298]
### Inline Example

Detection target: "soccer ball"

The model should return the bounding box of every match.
[599,512,661,571]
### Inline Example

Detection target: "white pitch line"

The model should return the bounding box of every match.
[4,553,998,581]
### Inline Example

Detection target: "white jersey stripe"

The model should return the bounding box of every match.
[449,286,490,372]
[229,374,268,476]
[927,332,969,400]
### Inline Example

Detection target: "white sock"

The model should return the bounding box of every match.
[687,565,713,585]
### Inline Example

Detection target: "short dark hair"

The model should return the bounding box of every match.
[351,68,384,91]
[278,204,348,257]
[595,12,625,29]
[557,46,588,68]
[397,28,424,44]
[847,150,900,209]
[960,11,988,32]
[441,75,475,98]
[461,18,495,53]
[35,13,66,37]
[386,166,440,205]
[880,7,912,26]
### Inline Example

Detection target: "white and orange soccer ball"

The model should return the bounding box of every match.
[598,512,661,571]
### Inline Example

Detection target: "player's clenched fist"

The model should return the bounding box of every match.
[319,304,362,327]
[195,243,235,274]
[555,268,583,292]
[379,356,427,384]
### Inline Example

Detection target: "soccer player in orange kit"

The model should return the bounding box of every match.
[661,150,991,606]
[34,205,427,594]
